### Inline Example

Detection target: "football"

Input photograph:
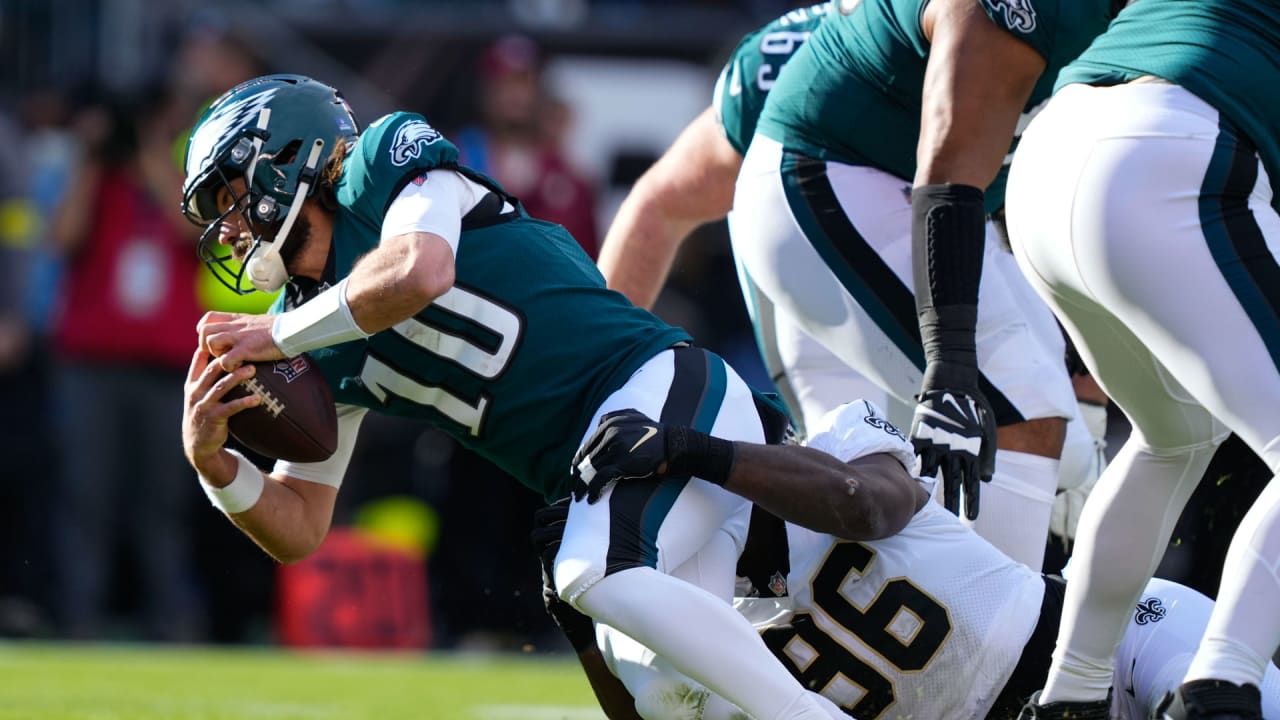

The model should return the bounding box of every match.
[224,354,339,463]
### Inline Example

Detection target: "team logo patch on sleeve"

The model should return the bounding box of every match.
[389,120,443,167]
[982,0,1037,33]
[1134,596,1167,625]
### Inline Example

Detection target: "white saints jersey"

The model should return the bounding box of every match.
[742,401,1047,720]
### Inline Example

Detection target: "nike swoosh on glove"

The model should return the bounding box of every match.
[910,388,997,520]
[571,409,668,504]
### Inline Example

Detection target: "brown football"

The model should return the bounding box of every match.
[224,354,338,463]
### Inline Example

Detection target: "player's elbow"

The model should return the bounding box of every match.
[830,502,904,542]
[270,546,313,566]
[405,235,455,302]
[248,515,332,565]
[830,455,922,541]
[267,530,327,565]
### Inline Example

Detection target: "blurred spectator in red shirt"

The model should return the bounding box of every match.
[455,35,600,257]
[46,85,206,641]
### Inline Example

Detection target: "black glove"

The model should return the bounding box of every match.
[570,409,735,504]
[910,376,997,521]
[529,498,596,653]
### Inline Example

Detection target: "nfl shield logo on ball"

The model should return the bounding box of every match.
[273,357,311,383]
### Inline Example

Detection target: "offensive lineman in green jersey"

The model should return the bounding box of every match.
[596,1,903,439]
[1006,3,1280,718]
[179,75,836,720]
[600,1,831,310]
[729,0,1122,568]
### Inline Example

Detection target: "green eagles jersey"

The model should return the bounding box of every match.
[1057,0,1280,212]
[274,112,690,500]
[713,3,832,155]
[756,0,1115,212]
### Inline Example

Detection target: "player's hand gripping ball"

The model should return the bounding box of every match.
[223,354,338,463]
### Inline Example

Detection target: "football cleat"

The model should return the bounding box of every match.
[1155,679,1262,720]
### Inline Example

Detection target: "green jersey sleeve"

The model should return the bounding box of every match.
[713,3,832,155]
[335,112,462,237]
[979,0,1114,78]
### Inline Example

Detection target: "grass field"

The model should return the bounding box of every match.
[0,643,606,720]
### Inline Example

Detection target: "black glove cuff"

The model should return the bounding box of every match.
[666,426,735,486]
[919,306,980,390]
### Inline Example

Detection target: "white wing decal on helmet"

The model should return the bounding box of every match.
[184,87,280,184]
[389,119,443,167]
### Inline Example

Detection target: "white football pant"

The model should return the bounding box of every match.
[1007,79,1280,700]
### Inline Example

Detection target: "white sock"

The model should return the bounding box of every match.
[1041,439,1213,703]
[964,449,1058,571]
[576,567,823,720]
[1186,478,1280,687]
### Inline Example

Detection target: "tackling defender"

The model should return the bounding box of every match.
[1005,1,1280,717]
[550,401,1280,720]
[178,74,834,720]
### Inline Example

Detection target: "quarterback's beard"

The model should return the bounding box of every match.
[278,213,314,274]
[234,212,312,271]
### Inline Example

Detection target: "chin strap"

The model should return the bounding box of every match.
[246,136,326,293]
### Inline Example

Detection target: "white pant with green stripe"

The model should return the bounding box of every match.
[554,346,838,720]
[1007,79,1280,698]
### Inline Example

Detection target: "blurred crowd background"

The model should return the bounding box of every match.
[0,0,1269,657]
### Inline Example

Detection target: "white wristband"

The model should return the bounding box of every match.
[271,277,372,357]
[201,449,266,514]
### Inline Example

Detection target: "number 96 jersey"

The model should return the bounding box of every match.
[744,404,1047,719]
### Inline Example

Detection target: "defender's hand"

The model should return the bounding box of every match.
[530,498,595,652]
[571,409,668,504]
[910,387,996,520]
[198,311,284,372]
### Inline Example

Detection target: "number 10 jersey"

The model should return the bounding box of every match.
[276,112,690,501]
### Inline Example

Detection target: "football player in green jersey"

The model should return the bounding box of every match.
[595,2,902,438]
[728,0,1123,569]
[178,75,835,720]
[1006,2,1280,718]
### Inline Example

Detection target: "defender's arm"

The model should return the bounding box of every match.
[572,410,926,541]
[723,446,925,541]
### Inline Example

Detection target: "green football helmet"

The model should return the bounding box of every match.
[182,74,359,294]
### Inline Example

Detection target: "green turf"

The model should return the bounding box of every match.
[0,643,605,720]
